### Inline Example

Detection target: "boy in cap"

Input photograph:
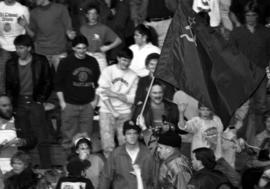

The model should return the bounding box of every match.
[99,120,155,189]
[56,158,94,189]
[55,35,100,151]
[157,131,192,189]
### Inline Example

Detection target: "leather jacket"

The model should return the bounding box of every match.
[5,53,52,106]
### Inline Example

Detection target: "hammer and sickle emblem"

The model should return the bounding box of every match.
[180,17,197,45]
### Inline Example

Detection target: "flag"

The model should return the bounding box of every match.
[154,0,265,125]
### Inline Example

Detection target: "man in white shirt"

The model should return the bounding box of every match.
[97,48,138,158]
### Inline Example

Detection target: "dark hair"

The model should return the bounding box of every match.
[11,151,32,168]
[117,48,133,59]
[193,147,216,169]
[264,111,270,122]
[244,1,259,14]
[134,24,152,43]
[67,158,91,176]
[198,103,214,119]
[258,149,270,161]
[260,137,270,150]
[14,34,33,47]
[122,120,141,135]
[145,53,159,67]
[85,3,100,14]
[75,138,92,150]
[72,35,89,47]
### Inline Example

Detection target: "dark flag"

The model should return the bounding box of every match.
[154,0,265,124]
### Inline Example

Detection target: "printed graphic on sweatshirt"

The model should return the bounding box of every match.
[0,12,19,33]
[72,67,94,87]
[111,77,129,92]
[60,182,86,189]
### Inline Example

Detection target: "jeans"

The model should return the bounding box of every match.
[99,112,131,156]
[61,102,94,149]
[15,96,51,168]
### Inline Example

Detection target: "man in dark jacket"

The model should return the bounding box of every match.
[5,34,52,168]
[133,81,181,153]
[188,147,233,189]
[99,120,155,189]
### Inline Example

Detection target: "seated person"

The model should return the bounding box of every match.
[56,158,94,189]
[69,133,104,189]
[0,95,34,173]
[3,151,38,189]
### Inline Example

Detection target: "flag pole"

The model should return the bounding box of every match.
[139,76,155,116]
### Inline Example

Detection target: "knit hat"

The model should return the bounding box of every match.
[123,120,141,135]
[158,131,182,148]
[67,158,91,176]
[72,35,89,47]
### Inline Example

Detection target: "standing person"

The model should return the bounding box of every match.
[157,131,192,189]
[20,0,74,70]
[54,35,100,151]
[97,48,138,158]
[0,0,29,94]
[229,1,270,144]
[134,53,159,105]
[134,81,180,153]
[80,4,122,71]
[129,24,160,77]
[129,0,178,47]
[188,147,232,189]
[5,34,52,168]
[99,120,155,189]
[178,103,224,159]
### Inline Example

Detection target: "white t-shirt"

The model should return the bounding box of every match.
[184,116,223,158]
[126,146,139,164]
[0,1,29,51]
[129,43,160,77]
[192,0,221,27]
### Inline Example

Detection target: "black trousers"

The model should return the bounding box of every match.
[15,96,52,168]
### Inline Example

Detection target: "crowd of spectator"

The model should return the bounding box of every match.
[0,0,270,189]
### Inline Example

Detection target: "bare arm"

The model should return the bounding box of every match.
[56,91,66,110]
[18,16,35,37]
[178,103,187,129]
[100,37,122,53]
